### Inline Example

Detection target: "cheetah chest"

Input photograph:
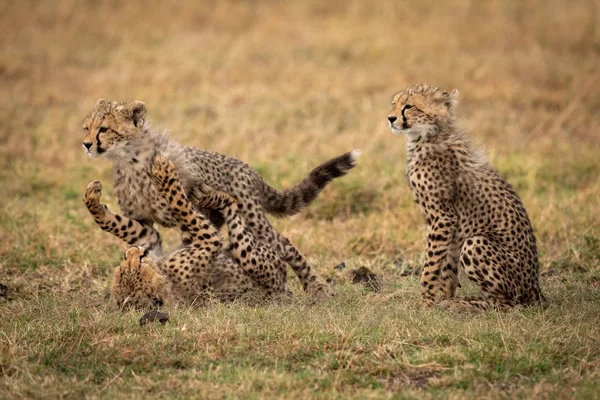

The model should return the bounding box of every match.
[113,164,179,227]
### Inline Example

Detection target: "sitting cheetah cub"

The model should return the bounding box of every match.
[387,83,545,311]
[102,154,293,309]
[82,99,360,297]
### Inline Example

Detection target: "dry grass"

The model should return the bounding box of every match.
[1,0,600,398]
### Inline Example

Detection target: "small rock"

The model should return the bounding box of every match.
[140,310,169,326]
[333,261,346,271]
[393,257,404,268]
[350,266,382,292]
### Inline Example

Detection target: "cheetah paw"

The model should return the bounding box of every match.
[189,184,214,206]
[196,182,215,196]
[306,278,335,300]
[191,183,238,210]
[83,180,103,208]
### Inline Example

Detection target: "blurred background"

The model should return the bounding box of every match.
[1,1,600,397]
[1,0,599,284]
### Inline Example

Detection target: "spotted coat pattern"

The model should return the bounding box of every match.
[89,155,292,309]
[387,83,546,311]
[82,99,360,298]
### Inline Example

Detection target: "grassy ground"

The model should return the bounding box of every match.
[1,0,600,398]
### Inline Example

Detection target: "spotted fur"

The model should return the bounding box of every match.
[82,99,358,296]
[95,154,294,309]
[388,83,546,311]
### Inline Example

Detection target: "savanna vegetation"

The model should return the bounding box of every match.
[1,0,599,398]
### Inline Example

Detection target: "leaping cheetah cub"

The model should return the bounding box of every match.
[387,83,545,311]
[86,154,292,309]
[82,99,360,298]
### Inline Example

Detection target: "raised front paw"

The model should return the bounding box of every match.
[151,153,177,190]
[83,180,104,209]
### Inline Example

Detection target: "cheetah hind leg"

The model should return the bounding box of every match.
[438,236,523,312]
[279,237,335,300]
[191,184,289,299]
[150,155,222,306]
[191,183,330,301]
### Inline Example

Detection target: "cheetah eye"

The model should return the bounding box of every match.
[83,126,89,131]
[99,126,109,133]
[403,105,413,111]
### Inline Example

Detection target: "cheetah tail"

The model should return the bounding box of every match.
[261,150,361,217]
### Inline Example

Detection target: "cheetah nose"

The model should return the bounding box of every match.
[388,116,397,124]
[83,142,92,150]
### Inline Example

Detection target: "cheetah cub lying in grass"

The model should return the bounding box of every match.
[82,99,360,298]
[387,83,545,311]
[86,154,291,309]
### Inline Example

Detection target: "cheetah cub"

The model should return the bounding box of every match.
[387,83,545,311]
[96,154,292,309]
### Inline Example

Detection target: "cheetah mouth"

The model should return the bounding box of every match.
[83,148,106,158]
[389,122,408,135]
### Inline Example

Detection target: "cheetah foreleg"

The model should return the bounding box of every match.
[421,212,458,306]
[83,180,163,257]
[150,155,222,304]
[439,241,461,300]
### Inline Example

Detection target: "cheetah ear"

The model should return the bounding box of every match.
[126,101,146,128]
[444,89,459,112]
[95,98,110,113]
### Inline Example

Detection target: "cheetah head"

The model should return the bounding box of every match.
[387,83,459,140]
[111,246,171,310]
[82,99,147,160]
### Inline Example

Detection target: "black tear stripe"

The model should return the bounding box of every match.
[96,130,104,153]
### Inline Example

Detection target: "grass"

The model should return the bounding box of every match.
[1,0,600,398]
